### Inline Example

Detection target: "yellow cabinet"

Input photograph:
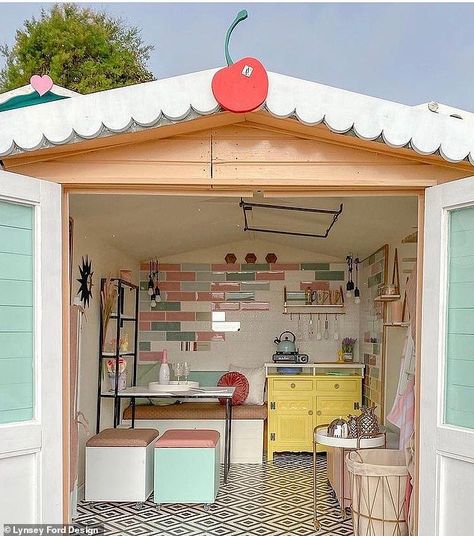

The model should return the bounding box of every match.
[267,374,362,461]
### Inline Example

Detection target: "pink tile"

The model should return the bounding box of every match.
[140,351,164,362]
[139,321,150,331]
[240,302,270,311]
[139,262,150,270]
[198,292,225,301]
[271,263,299,270]
[299,281,331,291]
[158,281,181,291]
[140,312,166,321]
[211,301,240,311]
[211,282,241,291]
[165,272,196,281]
[166,311,196,321]
[166,291,197,301]
[212,263,240,272]
[160,264,181,271]
[196,332,226,342]
[256,271,284,280]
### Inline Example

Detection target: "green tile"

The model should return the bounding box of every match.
[315,270,345,281]
[140,281,148,291]
[166,331,195,341]
[197,272,225,282]
[241,281,270,291]
[140,332,166,342]
[241,264,269,271]
[301,263,330,271]
[181,263,211,271]
[196,312,212,321]
[139,342,151,351]
[181,282,211,292]
[151,321,180,331]
[153,302,180,311]
[226,272,256,281]
[225,291,255,301]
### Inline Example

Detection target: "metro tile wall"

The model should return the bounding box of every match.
[359,246,387,417]
[138,261,359,368]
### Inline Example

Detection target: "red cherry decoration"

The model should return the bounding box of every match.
[212,10,269,114]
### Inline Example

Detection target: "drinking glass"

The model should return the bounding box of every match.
[173,362,183,383]
[183,362,190,384]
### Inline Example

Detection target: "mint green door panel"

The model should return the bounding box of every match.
[446,206,474,429]
[0,280,33,306]
[0,306,33,332]
[0,227,33,256]
[0,200,34,423]
[0,201,33,229]
[0,252,33,280]
[0,383,33,412]
[0,332,33,358]
[0,358,33,385]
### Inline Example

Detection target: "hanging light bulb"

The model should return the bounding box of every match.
[148,277,155,296]
[155,286,162,303]
[151,294,157,307]
[346,254,354,298]
[354,257,361,304]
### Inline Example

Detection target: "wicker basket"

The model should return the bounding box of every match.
[346,449,409,536]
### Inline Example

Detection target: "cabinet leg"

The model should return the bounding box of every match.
[267,449,274,462]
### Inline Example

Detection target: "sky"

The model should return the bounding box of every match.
[1,2,474,111]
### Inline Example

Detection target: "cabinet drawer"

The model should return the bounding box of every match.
[271,379,314,392]
[316,397,358,417]
[315,379,360,394]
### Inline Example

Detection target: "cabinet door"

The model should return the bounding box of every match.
[271,395,314,448]
[316,396,358,425]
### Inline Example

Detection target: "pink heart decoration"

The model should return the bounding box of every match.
[30,74,54,96]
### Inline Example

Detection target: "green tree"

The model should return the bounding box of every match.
[0,3,155,94]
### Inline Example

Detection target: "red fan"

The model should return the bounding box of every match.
[218,372,249,405]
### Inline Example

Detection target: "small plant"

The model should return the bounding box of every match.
[342,337,357,354]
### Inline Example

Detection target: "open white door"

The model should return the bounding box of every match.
[0,170,62,523]
[420,176,474,535]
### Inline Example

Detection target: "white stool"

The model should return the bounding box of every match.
[85,428,159,503]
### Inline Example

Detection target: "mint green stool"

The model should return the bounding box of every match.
[154,429,220,510]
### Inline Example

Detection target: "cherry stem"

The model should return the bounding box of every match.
[225,10,248,66]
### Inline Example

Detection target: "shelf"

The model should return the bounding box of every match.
[384,322,409,328]
[284,303,344,308]
[374,294,401,302]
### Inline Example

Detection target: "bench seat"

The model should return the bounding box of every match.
[123,402,267,421]
[122,402,267,464]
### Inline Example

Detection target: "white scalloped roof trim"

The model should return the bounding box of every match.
[1,68,473,165]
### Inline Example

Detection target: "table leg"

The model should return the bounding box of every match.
[224,398,232,484]
[131,397,136,429]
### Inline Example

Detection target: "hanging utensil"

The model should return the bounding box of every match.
[324,314,329,340]
[316,314,322,341]
[308,314,314,340]
[333,314,339,340]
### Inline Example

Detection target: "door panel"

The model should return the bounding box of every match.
[0,171,62,524]
[421,176,474,536]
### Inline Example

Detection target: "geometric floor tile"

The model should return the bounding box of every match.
[76,453,354,535]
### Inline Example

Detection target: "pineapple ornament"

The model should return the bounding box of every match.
[347,414,359,439]
[357,404,380,437]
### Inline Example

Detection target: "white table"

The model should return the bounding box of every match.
[112,385,235,483]
[313,424,386,531]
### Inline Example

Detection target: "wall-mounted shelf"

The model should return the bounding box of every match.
[283,285,345,314]
[374,294,401,303]
[384,322,409,328]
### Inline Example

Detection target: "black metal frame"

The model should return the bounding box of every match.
[96,278,139,433]
[239,199,343,238]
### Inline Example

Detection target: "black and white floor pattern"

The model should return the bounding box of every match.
[76,453,353,535]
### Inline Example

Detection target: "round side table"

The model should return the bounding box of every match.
[313,424,386,531]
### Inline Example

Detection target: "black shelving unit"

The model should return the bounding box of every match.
[96,278,139,433]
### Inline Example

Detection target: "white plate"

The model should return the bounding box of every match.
[170,380,199,388]
[148,382,191,392]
